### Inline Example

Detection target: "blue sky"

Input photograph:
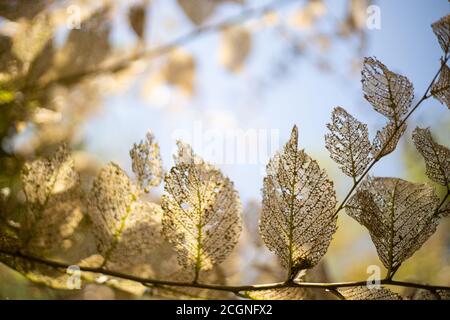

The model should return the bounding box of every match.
[84,0,450,201]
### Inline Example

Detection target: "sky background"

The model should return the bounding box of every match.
[83,0,450,202]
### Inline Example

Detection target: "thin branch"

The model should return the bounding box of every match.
[1,249,449,299]
[332,54,450,219]
[22,0,299,93]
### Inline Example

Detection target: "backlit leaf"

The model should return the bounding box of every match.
[362,57,414,123]
[130,131,163,192]
[260,126,337,278]
[430,62,450,109]
[412,127,450,186]
[346,177,440,275]
[162,141,242,281]
[338,286,402,300]
[325,106,371,178]
[432,14,450,54]
[371,121,406,160]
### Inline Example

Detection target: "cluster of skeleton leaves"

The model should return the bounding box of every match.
[0,13,449,300]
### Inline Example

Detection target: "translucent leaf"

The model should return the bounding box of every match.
[430,62,450,109]
[21,145,83,255]
[177,0,243,25]
[219,26,252,73]
[412,127,450,186]
[12,13,52,65]
[289,0,327,30]
[338,286,402,300]
[413,289,450,300]
[88,163,166,270]
[432,14,450,54]
[56,7,111,79]
[162,141,242,280]
[130,131,163,192]
[325,106,371,178]
[371,121,406,160]
[0,0,49,20]
[339,0,369,36]
[260,126,337,278]
[440,201,450,217]
[245,286,314,300]
[346,177,440,273]
[362,57,414,123]
[128,4,147,40]
[161,49,196,95]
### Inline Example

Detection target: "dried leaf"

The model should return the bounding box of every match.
[128,4,147,40]
[413,289,450,300]
[372,121,406,160]
[362,57,414,123]
[161,49,196,95]
[0,0,50,21]
[325,107,371,178]
[162,142,242,280]
[260,126,337,278]
[219,26,252,73]
[440,201,450,217]
[346,177,440,274]
[130,131,163,192]
[88,163,162,269]
[432,14,450,54]
[21,145,83,255]
[56,7,111,79]
[338,286,402,300]
[177,0,243,25]
[245,287,314,300]
[12,13,53,66]
[430,62,450,109]
[412,127,450,186]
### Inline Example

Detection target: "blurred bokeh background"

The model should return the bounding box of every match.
[0,0,449,299]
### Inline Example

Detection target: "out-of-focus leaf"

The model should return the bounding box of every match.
[12,13,53,66]
[413,289,450,300]
[346,177,440,275]
[339,0,369,36]
[219,26,252,73]
[26,38,54,86]
[289,0,327,30]
[162,141,242,281]
[260,126,337,278]
[430,62,450,109]
[161,49,196,95]
[0,89,15,105]
[128,3,147,40]
[129,131,163,192]
[412,127,450,186]
[338,286,402,300]
[177,0,243,25]
[0,0,51,21]
[325,107,372,178]
[362,57,414,123]
[21,145,84,255]
[56,7,111,79]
